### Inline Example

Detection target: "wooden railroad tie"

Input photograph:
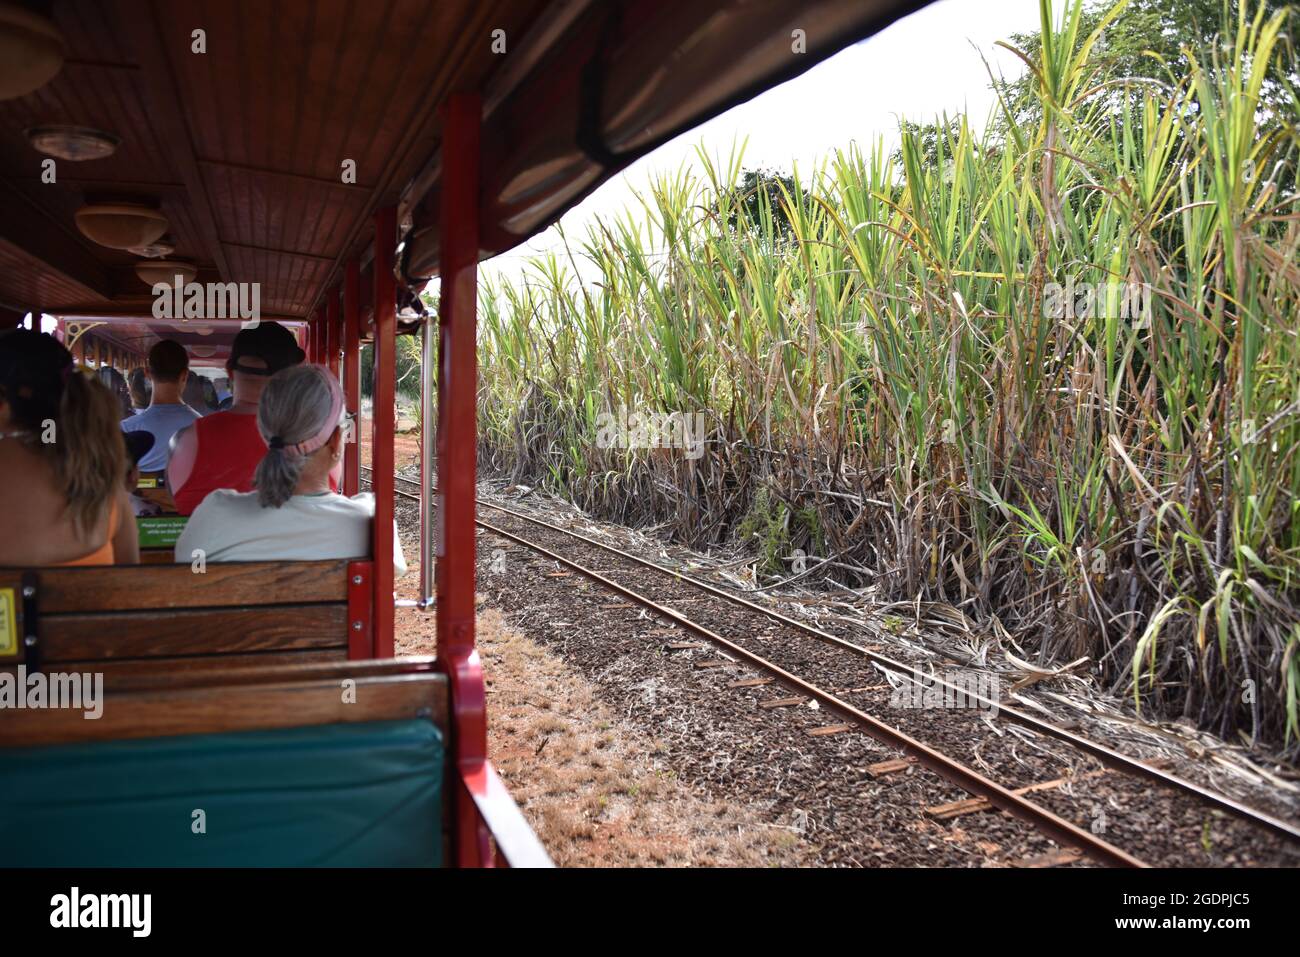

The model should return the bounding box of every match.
[665,641,707,651]
[866,757,915,777]
[806,724,856,738]
[925,769,1109,820]
[1011,848,1083,869]
[727,678,773,690]
[759,697,807,709]
[694,659,730,669]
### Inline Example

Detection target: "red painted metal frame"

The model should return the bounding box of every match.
[342,258,361,497]
[353,97,541,867]
[459,760,553,868]
[346,560,374,659]
[371,206,397,660]
[325,288,341,378]
[306,309,317,364]
[434,92,491,868]
[315,305,326,364]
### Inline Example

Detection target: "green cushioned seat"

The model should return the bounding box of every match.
[0,719,443,867]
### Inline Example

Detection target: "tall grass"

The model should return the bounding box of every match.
[477,0,1300,753]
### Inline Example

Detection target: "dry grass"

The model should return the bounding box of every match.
[396,600,805,867]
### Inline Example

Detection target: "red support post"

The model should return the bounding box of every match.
[372,205,398,659]
[326,288,341,378]
[435,92,488,867]
[313,306,326,364]
[343,259,361,497]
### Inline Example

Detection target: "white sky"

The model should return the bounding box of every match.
[479,0,1047,289]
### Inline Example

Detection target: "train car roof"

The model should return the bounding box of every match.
[0,0,931,354]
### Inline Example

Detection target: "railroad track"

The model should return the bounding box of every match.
[365,465,1300,866]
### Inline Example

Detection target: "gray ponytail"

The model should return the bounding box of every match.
[253,364,337,507]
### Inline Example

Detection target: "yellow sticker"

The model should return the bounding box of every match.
[0,588,15,658]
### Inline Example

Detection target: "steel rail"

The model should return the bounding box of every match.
[475,516,1148,867]
[368,465,1300,847]
[369,467,1145,867]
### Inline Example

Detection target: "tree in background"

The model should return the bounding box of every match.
[890,117,965,170]
[725,168,798,242]
[997,0,1296,125]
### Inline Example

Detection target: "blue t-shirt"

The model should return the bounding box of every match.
[122,402,201,472]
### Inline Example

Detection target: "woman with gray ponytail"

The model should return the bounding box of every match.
[175,364,406,575]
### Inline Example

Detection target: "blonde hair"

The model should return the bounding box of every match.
[57,370,127,535]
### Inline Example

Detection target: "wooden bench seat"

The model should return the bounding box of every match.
[0,559,371,679]
[0,658,448,867]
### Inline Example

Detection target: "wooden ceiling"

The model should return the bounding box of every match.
[1,0,933,355]
[0,0,547,323]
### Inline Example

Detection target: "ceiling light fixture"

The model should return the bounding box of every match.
[0,2,65,100]
[75,202,168,250]
[25,124,119,161]
[135,259,197,287]
[128,238,176,259]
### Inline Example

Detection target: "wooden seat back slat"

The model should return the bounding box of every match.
[0,560,364,675]
[0,658,448,747]
[49,650,350,679]
[42,605,348,659]
[0,560,349,613]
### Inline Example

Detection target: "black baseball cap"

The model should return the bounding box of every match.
[227,321,305,376]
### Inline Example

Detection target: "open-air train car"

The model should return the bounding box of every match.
[0,0,927,867]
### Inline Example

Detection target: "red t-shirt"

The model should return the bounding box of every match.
[172,411,266,515]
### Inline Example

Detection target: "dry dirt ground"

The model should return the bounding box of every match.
[395,583,804,867]
[373,430,804,865]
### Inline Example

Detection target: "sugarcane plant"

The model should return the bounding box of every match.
[475,0,1300,753]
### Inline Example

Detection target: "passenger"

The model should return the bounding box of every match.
[167,321,304,514]
[97,365,132,419]
[182,370,219,415]
[175,364,405,575]
[0,329,139,566]
[122,431,163,517]
[127,367,151,413]
[121,339,200,473]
